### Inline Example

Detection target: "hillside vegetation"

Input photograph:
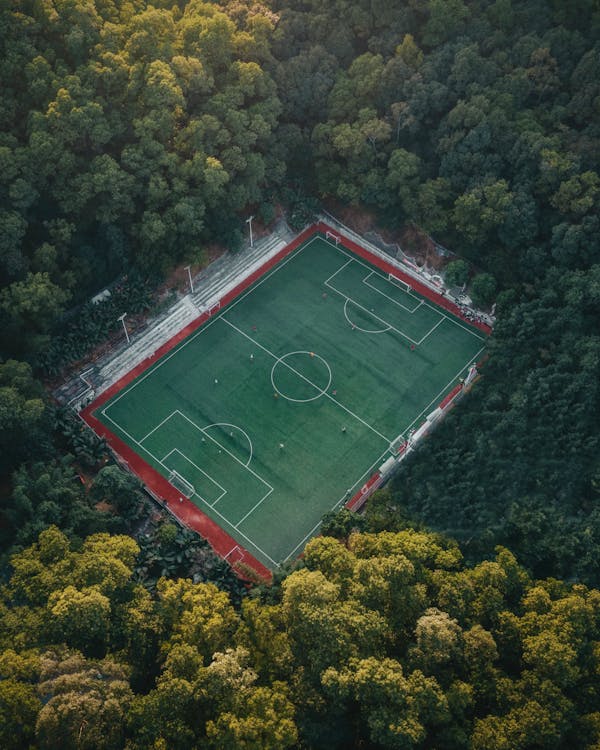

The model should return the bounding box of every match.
[1,526,600,749]
[1,1,600,746]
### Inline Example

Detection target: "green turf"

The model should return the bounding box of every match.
[96,235,486,569]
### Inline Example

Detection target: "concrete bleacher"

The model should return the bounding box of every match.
[57,222,294,407]
[191,232,286,312]
[96,295,199,386]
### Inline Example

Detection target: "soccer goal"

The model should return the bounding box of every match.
[207,301,221,316]
[167,469,195,498]
[389,433,407,454]
[388,272,412,294]
[225,545,246,564]
[326,230,341,245]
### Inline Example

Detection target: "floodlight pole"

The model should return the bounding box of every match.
[118,313,130,345]
[184,265,194,294]
[246,215,254,248]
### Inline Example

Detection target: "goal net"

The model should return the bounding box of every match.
[325,230,341,245]
[167,470,195,498]
[208,301,220,316]
[388,273,411,294]
[389,433,407,454]
[225,545,246,564]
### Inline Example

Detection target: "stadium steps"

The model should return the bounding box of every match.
[56,221,295,406]
[97,295,199,386]
[191,234,286,310]
[97,233,285,389]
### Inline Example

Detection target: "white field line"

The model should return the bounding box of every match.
[343,298,391,334]
[203,422,253,466]
[101,409,279,567]
[324,258,353,286]
[417,317,445,345]
[166,448,227,505]
[235,487,275,529]
[362,271,423,313]
[220,317,392,445]
[397,346,486,439]
[283,443,392,563]
[175,410,274,493]
[323,238,485,342]
[102,235,325,415]
[140,410,178,444]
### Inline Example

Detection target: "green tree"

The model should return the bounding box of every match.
[386,148,422,218]
[444,259,470,288]
[470,273,497,306]
[90,465,143,522]
[35,651,133,750]
[47,586,111,656]
[423,0,471,47]
[0,650,42,750]
[0,360,48,476]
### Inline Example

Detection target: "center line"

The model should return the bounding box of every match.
[221,317,392,444]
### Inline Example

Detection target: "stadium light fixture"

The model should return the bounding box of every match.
[118,312,130,345]
[184,265,194,294]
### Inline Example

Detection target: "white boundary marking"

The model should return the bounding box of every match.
[270,351,332,403]
[163,448,227,506]
[362,271,423,313]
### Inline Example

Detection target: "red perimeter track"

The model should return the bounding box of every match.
[82,223,491,582]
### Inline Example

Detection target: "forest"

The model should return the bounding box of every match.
[1,0,600,746]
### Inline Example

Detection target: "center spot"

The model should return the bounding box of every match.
[270,351,332,403]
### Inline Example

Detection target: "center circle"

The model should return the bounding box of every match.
[270,351,332,403]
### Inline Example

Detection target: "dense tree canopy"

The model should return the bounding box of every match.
[1,526,600,749]
[2,0,600,745]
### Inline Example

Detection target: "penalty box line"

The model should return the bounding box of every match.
[162,448,227,506]
[325,272,442,347]
[102,409,279,567]
[324,238,485,342]
[174,410,275,530]
[220,317,392,445]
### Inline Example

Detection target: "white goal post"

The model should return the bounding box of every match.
[387,272,412,294]
[325,230,341,245]
[207,301,221,316]
[167,469,195,498]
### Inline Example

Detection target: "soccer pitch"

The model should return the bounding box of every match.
[88,232,486,572]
